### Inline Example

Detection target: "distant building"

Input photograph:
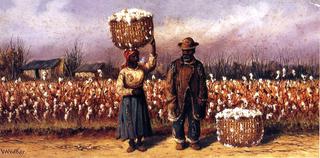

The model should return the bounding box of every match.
[22,58,65,79]
[75,63,107,78]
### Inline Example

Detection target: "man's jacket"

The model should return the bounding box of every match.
[165,57,208,121]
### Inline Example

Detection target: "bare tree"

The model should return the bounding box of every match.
[0,37,30,79]
[65,40,83,77]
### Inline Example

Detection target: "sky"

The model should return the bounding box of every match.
[0,0,319,65]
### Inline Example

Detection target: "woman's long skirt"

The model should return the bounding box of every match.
[117,94,153,140]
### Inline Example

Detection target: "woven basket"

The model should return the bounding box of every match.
[216,116,264,147]
[109,16,153,50]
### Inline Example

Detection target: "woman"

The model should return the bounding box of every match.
[116,38,157,153]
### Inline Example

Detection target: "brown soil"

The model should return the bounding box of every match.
[0,132,318,158]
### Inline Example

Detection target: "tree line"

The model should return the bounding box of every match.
[0,38,318,80]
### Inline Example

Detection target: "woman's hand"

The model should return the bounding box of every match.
[132,87,144,96]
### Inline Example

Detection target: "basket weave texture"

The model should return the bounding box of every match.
[216,116,264,147]
[109,17,153,50]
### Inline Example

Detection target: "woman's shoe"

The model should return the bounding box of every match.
[127,139,136,153]
[176,142,187,150]
[126,145,135,153]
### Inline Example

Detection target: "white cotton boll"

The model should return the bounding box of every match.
[249,73,254,80]
[158,109,163,118]
[98,72,103,78]
[43,92,48,97]
[224,144,234,147]
[292,104,297,110]
[223,85,227,89]
[99,104,104,110]
[8,112,12,123]
[86,107,93,120]
[292,69,296,76]
[58,77,63,83]
[282,68,286,74]
[108,107,113,118]
[266,113,273,120]
[1,76,6,82]
[108,8,152,23]
[222,76,227,81]
[215,107,262,120]
[64,112,69,121]
[217,106,221,112]
[242,76,247,81]
[209,102,214,108]
[309,76,313,80]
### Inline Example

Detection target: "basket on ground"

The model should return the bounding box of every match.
[215,108,264,147]
[108,8,154,50]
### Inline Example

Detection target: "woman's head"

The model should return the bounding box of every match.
[123,49,140,68]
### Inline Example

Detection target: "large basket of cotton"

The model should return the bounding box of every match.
[215,107,264,147]
[108,8,154,50]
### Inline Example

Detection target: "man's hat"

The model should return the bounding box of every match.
[178,37,199,50]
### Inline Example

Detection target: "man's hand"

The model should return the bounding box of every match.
[197,98,207,107]
[197,99,207,119]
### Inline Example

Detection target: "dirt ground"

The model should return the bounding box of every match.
[0,133,318,158]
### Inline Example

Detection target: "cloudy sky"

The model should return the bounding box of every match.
[0,0,319,65]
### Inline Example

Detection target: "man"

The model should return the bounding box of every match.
[165,37,208,150]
